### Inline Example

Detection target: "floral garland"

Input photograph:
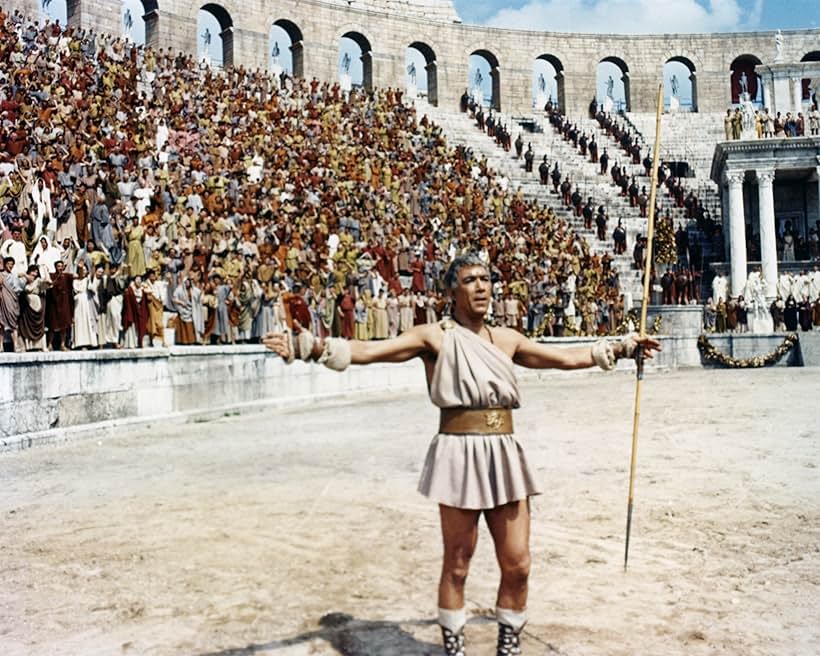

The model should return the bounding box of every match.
[614,308,662,336]
[697,333,799,368]
[527,308,661,337]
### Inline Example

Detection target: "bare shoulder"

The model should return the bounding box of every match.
[413,321,446,351]
[488,325,526,357]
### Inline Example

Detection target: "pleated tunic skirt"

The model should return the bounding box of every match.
[417,321,543,510]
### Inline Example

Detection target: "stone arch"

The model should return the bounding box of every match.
[664,55,697,112]
[407,41,438,106]
[41,0,74,28]
[339,29,373,90]
[598,55,630,112]
[800,51,820,104]
[468,48,501,111]
[140,0,159,48]
[199,3,234,68]
[120,0,159,48]
[533,53,564,112]
[271,18,304,77]
[729,54,762,105]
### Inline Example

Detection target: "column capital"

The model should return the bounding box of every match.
[725,170,745,186]
[756,169,776,185]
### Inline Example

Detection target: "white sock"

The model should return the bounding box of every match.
[438,607,466,633]
[496,606,527,632]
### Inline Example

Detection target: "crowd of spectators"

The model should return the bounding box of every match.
[0,9,635,353]
[703,268,820,333]
[724,105,820,140]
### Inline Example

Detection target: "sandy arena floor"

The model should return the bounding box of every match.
[1,368,818,656]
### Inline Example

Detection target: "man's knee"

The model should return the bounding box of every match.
[499,551,531,586]
[442,543,476,586]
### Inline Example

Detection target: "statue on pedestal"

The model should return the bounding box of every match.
[340,53,352,92]
[472,69,483,106]
[774,29,783,63]
[536,73,547,110]
[739,72,749,96]
[406,62,417,99]
[123,9,133,40]
[745,270,772,332]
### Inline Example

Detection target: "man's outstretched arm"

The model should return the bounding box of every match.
[262,323,437,366]
[509,330,661,370]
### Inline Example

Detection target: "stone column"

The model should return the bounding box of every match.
[756,169,778,298]
[816,166,820,222]
[792,77,803,116]
[726,170,747,297]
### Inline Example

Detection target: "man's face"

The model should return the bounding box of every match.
[4,260,13,273]
[452,265,491,317]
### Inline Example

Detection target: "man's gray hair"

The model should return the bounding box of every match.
[443,253,488,290]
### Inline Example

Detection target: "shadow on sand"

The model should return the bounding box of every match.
[197,611,442,655]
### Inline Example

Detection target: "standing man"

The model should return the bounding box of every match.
[263,255,659,656]
[0,256,27,351]
[523,144,534,173]
[46,260,75,350]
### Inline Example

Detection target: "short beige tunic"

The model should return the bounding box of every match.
[417,322,542,509]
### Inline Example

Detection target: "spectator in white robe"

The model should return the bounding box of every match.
[0,225,29,275]
[30,235,61,278]
[30,177,54,237]
[156,118,169,151]
[72,262,99,348]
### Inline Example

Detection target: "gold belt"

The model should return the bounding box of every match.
[439,407,513,435]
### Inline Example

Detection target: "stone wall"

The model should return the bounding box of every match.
[28,0,820,116]
[3,332,813,451]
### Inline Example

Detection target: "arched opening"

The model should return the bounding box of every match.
[406,42,437,106]
[121,0,159,47]
[339,31,372,91]
[664,57,697,112]
[597,57,630,112]
[533,54,564,112]
[729,54,763,106]
[469,50,500,111]
[198,4,233,68]
[800,51,820,107]
[40,0,74,29]
[270,19,303,78]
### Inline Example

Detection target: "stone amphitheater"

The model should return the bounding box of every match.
[8,0,820,114]
[9,0,819,298]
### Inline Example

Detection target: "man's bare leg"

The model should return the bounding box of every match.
[438,504,480,654]
[438,504,481,608]
[485,499,531,654]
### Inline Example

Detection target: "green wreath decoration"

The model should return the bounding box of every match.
[697,333,799,368]
[613,308,662,336]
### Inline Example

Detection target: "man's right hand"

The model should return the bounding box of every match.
[262,330,291,359]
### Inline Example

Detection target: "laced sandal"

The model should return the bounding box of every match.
[496,622,522,656]
[441,625,466,656]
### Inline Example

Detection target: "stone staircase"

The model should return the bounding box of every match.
[419,103,657,300]
[624,111,726,227]
[625,111,726,183]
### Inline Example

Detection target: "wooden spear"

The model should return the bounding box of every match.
[624,82,663,571]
